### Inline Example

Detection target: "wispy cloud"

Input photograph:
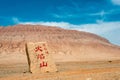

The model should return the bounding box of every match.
[20,21,72,29]
[51,0,81,19]
[10,17,120,45]
[89,10,107,16]
[19,21,120,34]
[52,13,80,18]
[0,16,20,24]
[11,17,20,24]
[70,0,80,12]
[19,21,120,45]
[111,0,120,5]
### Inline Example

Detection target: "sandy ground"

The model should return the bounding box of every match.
[0,61,120,80]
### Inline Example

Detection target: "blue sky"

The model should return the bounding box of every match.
[0,0,120,45]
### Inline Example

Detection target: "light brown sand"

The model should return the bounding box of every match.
[0,60,120,80]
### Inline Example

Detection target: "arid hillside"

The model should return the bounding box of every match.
[0,25,120,63]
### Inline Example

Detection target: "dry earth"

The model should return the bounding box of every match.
[0,25,120,80]
[0,61,120,80]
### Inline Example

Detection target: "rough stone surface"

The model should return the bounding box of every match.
[26,42,57,73]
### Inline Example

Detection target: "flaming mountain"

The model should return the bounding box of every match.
[0,25,120,64]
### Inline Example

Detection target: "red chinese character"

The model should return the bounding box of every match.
[37,54,45,59]
[35,46,43,52]
[40,61,47,67]
[46,51,49,54]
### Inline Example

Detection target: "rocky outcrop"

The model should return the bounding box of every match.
[0,25,120,63]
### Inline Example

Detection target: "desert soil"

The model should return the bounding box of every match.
[0,60,120,80]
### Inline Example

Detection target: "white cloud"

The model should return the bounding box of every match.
[75,22,120,34]
[19,21,120,45]
[20,21,71,29]
[52,14,74,18]
[111,0,120,5]
[89,10,106,16]
[12,17,20,23]
[19,21,120,34]
[0,16,20,24]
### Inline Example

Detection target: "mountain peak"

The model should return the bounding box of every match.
[0,25,120,62]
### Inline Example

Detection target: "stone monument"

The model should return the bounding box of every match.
[26,42,57,73]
